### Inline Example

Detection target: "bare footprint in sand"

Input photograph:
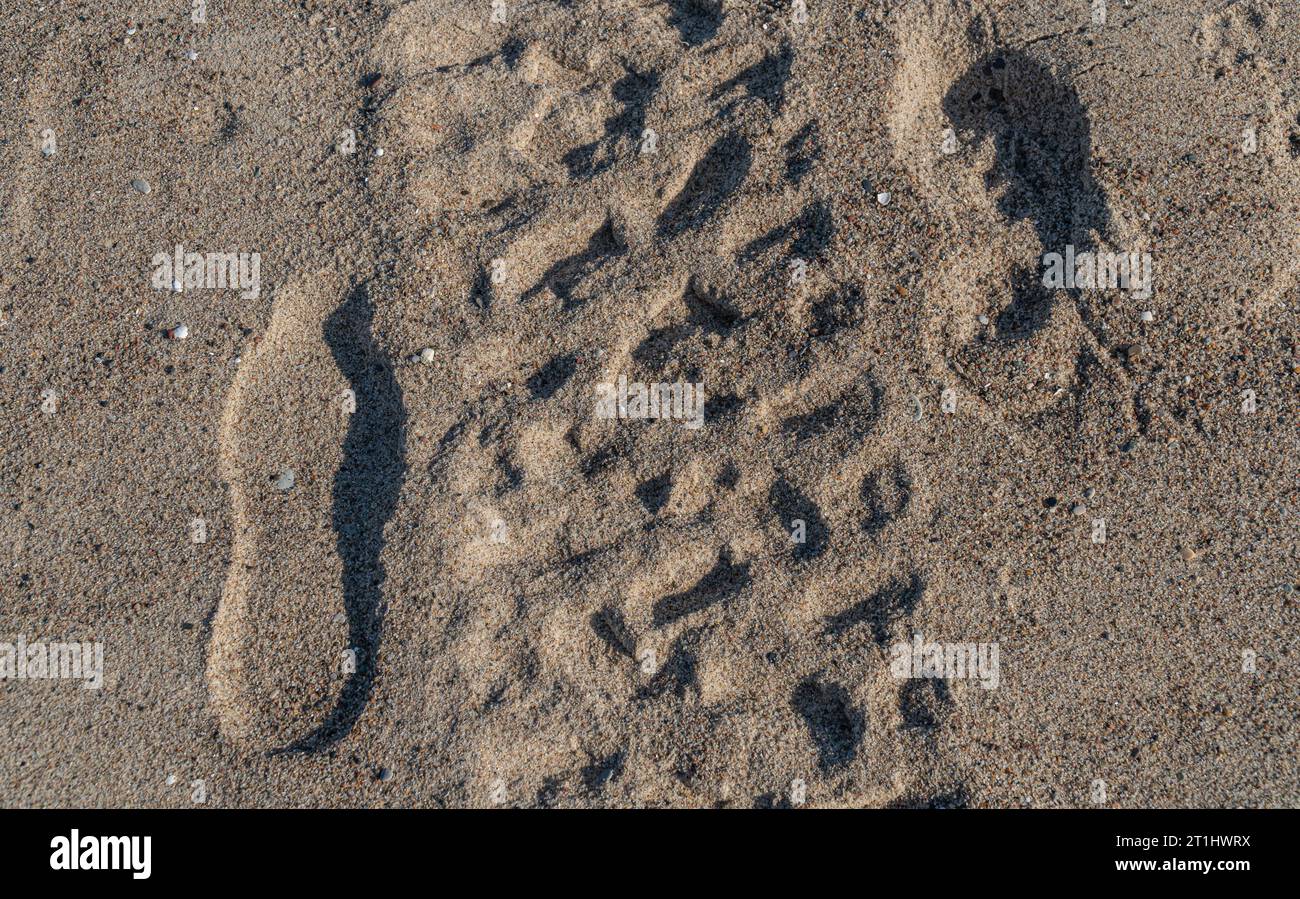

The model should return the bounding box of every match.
[209,276,405,753]
[887,1,1300,451]
[887,9,1137,443]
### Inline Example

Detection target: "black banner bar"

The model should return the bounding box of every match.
[0,809,1288,886]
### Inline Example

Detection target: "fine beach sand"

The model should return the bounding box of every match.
[0,0,1296,807]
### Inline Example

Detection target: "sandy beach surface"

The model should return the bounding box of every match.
[0,0,1296,807]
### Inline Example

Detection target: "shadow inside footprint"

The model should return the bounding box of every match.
[635,472,673,514]
[712,41,794,115]
[522,218,626,310]
[781,381,882,445]
[651,547,750,626]
[942,51,1111,343]
[785,120,821,185]
[526,352,578,400]
[632,277,740,366]
[563,69,660,179]
[738,199,834,265]
[823,573,924,646]
[792,676,863,771]
[581,750,626,795]
[899,677,952,731]
[861,463,911,534]
[809,283,864,339]
[993,264,1057,338]
[276,283,406,755]
[768,478,828,561]
[590,605,636,659]
[665,0,723,46]
[657,132,752,239]
[637,630,701,700]
[469,265,493,311]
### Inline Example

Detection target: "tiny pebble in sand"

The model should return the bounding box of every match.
[876,191,891,205]
[167,324,189,340]
[273,470,295,491]
[419,347,436,364]
[131,178,151,194]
